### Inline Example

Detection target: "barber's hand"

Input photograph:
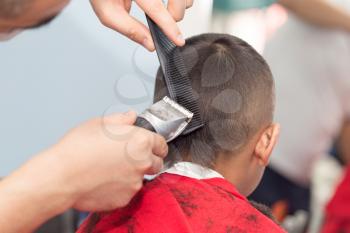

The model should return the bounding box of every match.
[53,111,168,211]
[0,111,168,233]
[90,0,194,51]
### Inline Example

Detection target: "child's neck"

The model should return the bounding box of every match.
[179,154,248,195]
[213,152,251,196]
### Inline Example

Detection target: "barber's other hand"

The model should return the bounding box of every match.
[51,111,168,211]
[90,0,194,51]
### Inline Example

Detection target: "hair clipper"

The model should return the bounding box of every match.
[134,97,193,142]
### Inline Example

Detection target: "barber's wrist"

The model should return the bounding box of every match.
[31,147,77,214]
[0,149,75,233]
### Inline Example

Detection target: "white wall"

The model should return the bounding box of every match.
[0,0,212,176]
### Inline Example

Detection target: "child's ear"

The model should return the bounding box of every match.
[254,123,280,166]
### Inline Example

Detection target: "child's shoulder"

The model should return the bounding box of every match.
[78,173,286,233]
[155,173,285,232]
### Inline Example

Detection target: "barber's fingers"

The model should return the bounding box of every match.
[103,111,137,125]
[150,133,168,158]
[124,0,132,12]
[167,0,186,21]
[126,129,168,160]
[91,0,191,50]
[135,0,185,46]
[125,131,167,175]
[113,11,155,51]
[142,135,168,175]
[167,0,193,21]
[90,0,155,51]
[145,155,164,175]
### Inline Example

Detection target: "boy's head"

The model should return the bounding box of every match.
[154,33,279,196]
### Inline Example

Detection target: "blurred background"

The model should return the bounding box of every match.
[1,0,350,232]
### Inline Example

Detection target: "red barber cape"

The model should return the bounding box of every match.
[78,173,285,233]
[322,166,350,233]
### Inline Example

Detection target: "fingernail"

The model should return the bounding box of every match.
[177,34,185,45]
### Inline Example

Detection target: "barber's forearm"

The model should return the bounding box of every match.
[0,150,73,233]
[279,0,350,32]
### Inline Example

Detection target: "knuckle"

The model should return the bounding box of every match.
[96,11,109,25]
[187,1,194,8]
[173,13,184,22]
[134,134,152,150]
[98,17,110,28]
[100,18,112,28]
[135,155,153,171]
[97,11,117,29]
[143,158,154,170]
[126,28,138,41]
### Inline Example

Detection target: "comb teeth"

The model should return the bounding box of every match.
[146,15,204,134]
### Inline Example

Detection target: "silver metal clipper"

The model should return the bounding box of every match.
[134,96,193,142]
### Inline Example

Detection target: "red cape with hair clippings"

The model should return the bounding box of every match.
[77,173,285,233]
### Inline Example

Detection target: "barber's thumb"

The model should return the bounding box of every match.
[106,111,137,125]
[145,156,164,175]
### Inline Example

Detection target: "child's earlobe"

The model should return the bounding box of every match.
[254,123,280,166]
[254,135,269,166]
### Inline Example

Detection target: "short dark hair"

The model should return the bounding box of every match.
[154,33,274,168]
[249,200,278,224]
[0,0,30,18]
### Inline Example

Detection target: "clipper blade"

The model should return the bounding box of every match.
[162,96,193,122]
[136,96,193,142]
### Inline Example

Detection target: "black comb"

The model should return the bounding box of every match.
[146,15,204,135]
